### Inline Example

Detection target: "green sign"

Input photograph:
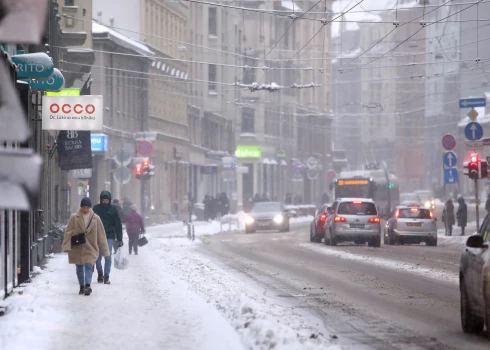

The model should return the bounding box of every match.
[12,52,54,79]
[27,68,64,91]
[46,88,80,97]
[277,150,286,158]
[235,146,262,159]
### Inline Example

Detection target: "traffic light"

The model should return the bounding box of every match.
[468,154,479,180]
[481,160,488,178]
[134,163,142,179]
[141,160,155,179]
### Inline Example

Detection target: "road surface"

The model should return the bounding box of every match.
[198,224,489,350]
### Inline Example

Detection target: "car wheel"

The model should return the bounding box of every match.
[460,278,484,334]
[368,236,381,248]
[426,236,437,246]
[387,231,395,245]
[324,230,330,245]
[329,231,337,246]
[310,228,314,242]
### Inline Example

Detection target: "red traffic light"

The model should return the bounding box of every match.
[470,155,478,163]
[135,164,142,175]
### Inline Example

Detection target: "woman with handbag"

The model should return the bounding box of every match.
[62,197,110,296]
[123,204,145,255]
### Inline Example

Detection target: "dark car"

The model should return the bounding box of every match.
[459,214,490,336]
[310,205,332,243]
[244,201,290,233]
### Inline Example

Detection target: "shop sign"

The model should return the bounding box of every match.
[46,88,80,96]
[235,146,262,159]
[12,52,54,79]
[57,131,92,170]
[26,68,64,91]
[42,95,103,131]
[91,134,108,153]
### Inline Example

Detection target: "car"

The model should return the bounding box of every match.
[414,190,436,210]
[459,214,490,336]
[324,198,381,247]
[310,205,332,243]
[244,201,290,233]
[384,206,437,246]
[400,192,422,207]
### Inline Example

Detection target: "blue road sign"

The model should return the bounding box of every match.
[464,122,483,141]
[460,98,486,109]
[443,151,457,168]
[444,168,459,185]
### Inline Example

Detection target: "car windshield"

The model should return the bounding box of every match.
[416,191,432,201]
[400,193,418,202]
[252,202,282,213]
[399,208,432,219]
[337,202,377,215]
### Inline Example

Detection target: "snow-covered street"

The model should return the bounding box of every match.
[0,220,342,350]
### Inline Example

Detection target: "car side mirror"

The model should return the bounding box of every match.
[466,235,488,249]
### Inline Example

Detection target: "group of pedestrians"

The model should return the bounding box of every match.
[62,191,145,296]
[203,192,230,221]
[442,197,467,236]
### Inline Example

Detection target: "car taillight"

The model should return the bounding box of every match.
[334,216,347,222]
[429,211,433,219]
[320,214,327,221]
[368,217,380,223]
[395,210,399,218]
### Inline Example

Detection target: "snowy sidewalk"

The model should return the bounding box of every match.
[0,245,243,350]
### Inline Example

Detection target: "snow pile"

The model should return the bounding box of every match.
[299,243,458,285]
[150,236,344,350]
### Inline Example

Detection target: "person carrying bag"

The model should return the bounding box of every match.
[122,204,146,255]
[62,197,110,296]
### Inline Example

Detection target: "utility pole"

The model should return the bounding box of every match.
[475,179,480,232]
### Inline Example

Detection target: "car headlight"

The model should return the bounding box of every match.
[273,215,284,224]
[431,200,435,204]
[425,201,430,208]
[245,216,254,225]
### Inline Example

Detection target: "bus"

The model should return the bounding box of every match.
[333,169,400,216]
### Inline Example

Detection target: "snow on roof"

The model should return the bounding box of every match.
[281,1,302,12]
[331,0,417,38]
[92,21,153,56]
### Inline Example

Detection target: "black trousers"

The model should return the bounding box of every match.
[128,234,139,254]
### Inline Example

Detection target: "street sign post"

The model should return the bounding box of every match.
[137,140,153,156]
[443,151,457,168]
[459,97,486,109]
[464,122,483,141]
[442,134,456,150]
[443,168,459,184]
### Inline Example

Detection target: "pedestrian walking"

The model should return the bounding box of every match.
[92,191,123,285]
[123,204,145,255]
[456,197,468,236]
[442,199,455,236]
[220,192,230,216]
[62,197,110,296]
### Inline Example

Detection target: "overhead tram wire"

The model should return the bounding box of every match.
[343,0,486,73]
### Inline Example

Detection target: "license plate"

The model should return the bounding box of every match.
[350,224,365,229]
[407,222,422,227]
[257,223,269,228]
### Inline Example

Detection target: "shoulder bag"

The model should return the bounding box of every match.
[71,214,94,246]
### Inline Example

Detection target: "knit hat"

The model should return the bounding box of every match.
[80,197,92,208]
[131,204,137,211]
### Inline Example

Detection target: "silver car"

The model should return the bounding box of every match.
[324,198,381,247]
[244,202,290,233]
[385,206,437,246]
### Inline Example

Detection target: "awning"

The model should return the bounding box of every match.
[262,158,271,164]
[270,159,278,165]
[281,160,288,166]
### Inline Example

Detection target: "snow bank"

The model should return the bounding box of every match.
[148,235,344,350]
[299,243,458,285]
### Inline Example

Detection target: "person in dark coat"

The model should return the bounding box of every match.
[456,197,468,236]
[253,193,261,204]
[220,192,230,216]
[92,190,123,284]
[203,195,212,221]
[442,199,455,236]
[123,204,145,255]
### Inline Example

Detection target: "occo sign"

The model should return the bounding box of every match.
[42,95,104,131]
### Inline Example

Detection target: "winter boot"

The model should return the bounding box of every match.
[79,286,84,295]
[104,275,111,285]
[97,272,103,283]
[84,284,92,296]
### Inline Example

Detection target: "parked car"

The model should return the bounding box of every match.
[385,206,437,246]
[459,214,490,336]
[244,201,290,233]
[310,205,332,243]
[324,198,381,247]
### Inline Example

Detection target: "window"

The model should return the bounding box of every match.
[243,57,256,84]
[208,64,217,92]
[398,208,432,219]
[337,202,377,216]
[64,0,75,6]
[208,7,217,36]
[241,108,255,133]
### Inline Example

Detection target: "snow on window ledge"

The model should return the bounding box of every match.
[208,91,218,96]
[208,35,218,40]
